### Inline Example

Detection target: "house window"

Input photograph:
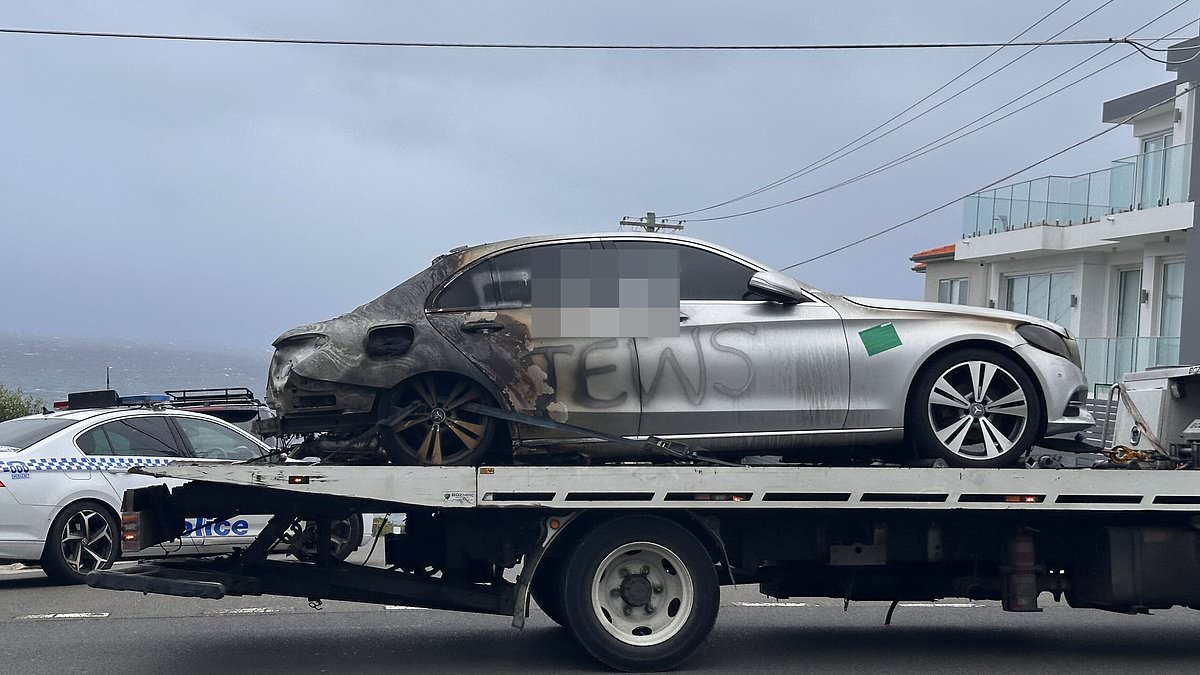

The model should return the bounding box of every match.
[937,278,969,305]
[1139,133,1174,209]
[1005,271,1073,326]
[1160,262,1185,337]
[1115,269,1142,339]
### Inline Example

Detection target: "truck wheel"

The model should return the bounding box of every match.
[41,501,119,585]
[560,516,719,672]
[908,348,1043,468]
[531,556,567,627]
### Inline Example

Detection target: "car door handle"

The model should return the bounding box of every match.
[679,313,690,323]
[461,320,504,334]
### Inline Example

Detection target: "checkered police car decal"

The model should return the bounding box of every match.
[0,456,175,477]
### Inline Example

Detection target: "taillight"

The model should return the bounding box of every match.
[0,479,6,488]
[53,400,70,410]
[121,513,141,553]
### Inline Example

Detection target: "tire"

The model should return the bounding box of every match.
[289,515,364,562]
[560,516,719,672]
[378,373,500,466]
[908,348,1044,468]
[531,556,568,628]
[41,500,119,585]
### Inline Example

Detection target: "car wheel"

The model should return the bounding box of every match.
[41,500,119,585]
[288,515,364,562]
[908,348,1044,468]
[560,516,719,672]
[378,373,500,465]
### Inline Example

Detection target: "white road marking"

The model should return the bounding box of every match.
[384,605,427,610]
[898,602,983,608]
[732,601,984,609]
[15,612,110,620]
[210,607,295,615]
[733,601,813,607]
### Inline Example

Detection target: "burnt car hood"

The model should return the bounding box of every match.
[843,296,1068,336]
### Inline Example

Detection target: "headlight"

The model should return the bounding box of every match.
[1016,324,1079,367]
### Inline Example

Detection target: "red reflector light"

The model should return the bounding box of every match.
[289,476,309,484]
[53,400,70,410]
[1004,495,1040,503]
[123,533,136,541]
[0,479,5,488]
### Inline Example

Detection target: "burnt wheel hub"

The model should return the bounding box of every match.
[620,574,653,607]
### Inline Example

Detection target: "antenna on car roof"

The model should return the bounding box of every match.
[105,366,111,389]
[618,211,684,233]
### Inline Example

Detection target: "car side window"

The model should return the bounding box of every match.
[615,241,756,301]
[489,243,593,308]
[433,242,592,310]
[435,262,498,311]
[76,417,184,457]
[174,417,262,461]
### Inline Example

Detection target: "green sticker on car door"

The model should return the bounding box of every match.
[859,322,901,356]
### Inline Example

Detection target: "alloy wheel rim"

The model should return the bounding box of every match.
[927,360,1029,460]
[293,519,355,559]
[590,542,693,647]
[389,375,489,465]
[60,509,113,574]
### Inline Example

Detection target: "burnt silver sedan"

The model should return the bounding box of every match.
[266,233,1092,468]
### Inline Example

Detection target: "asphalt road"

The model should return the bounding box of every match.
[3,558,1200,674]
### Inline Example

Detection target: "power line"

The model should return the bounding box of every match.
[679,4,1196,223]
[662,0,1088,219]
[778,83,1197,271]
[1126,37,1200,63]
[669,0,1190,221]
[0,26,1173,51]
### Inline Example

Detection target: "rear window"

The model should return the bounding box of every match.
[0,418,75,450]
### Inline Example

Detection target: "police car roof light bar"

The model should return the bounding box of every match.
[58,390,174,411]
[118,394,172,406]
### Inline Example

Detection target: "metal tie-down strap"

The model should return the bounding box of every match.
[459,402,740,467]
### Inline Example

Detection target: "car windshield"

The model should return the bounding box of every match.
[0,418,76,451]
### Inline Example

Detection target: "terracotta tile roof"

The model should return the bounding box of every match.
[910,243,956,262]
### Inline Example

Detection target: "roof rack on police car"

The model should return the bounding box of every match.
[164,388,259,407]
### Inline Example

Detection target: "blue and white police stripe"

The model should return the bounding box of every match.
[0,456,175,476]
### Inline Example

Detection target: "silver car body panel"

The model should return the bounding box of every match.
[264,232,1094,456]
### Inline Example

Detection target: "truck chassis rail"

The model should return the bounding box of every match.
[89,556,514,615]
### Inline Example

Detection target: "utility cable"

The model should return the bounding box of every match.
[0,27,1169,50]
[681,6,1196,223]
[662,0,1089,218]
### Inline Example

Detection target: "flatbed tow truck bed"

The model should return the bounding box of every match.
[90,461,1200,671]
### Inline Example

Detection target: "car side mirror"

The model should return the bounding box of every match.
[748,271,807,304]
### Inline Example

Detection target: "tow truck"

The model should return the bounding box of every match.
[89,366,1200,671]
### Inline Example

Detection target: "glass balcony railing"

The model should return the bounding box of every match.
[962,143,1191,237]
[1078,336,1181,394]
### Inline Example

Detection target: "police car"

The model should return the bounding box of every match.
[0,390,362,583]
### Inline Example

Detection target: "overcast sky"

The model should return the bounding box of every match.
[1,1,1192,350]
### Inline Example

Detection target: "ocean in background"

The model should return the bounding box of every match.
[0,333,272,404]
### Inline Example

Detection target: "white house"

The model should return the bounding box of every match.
[913,73,1194,393]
